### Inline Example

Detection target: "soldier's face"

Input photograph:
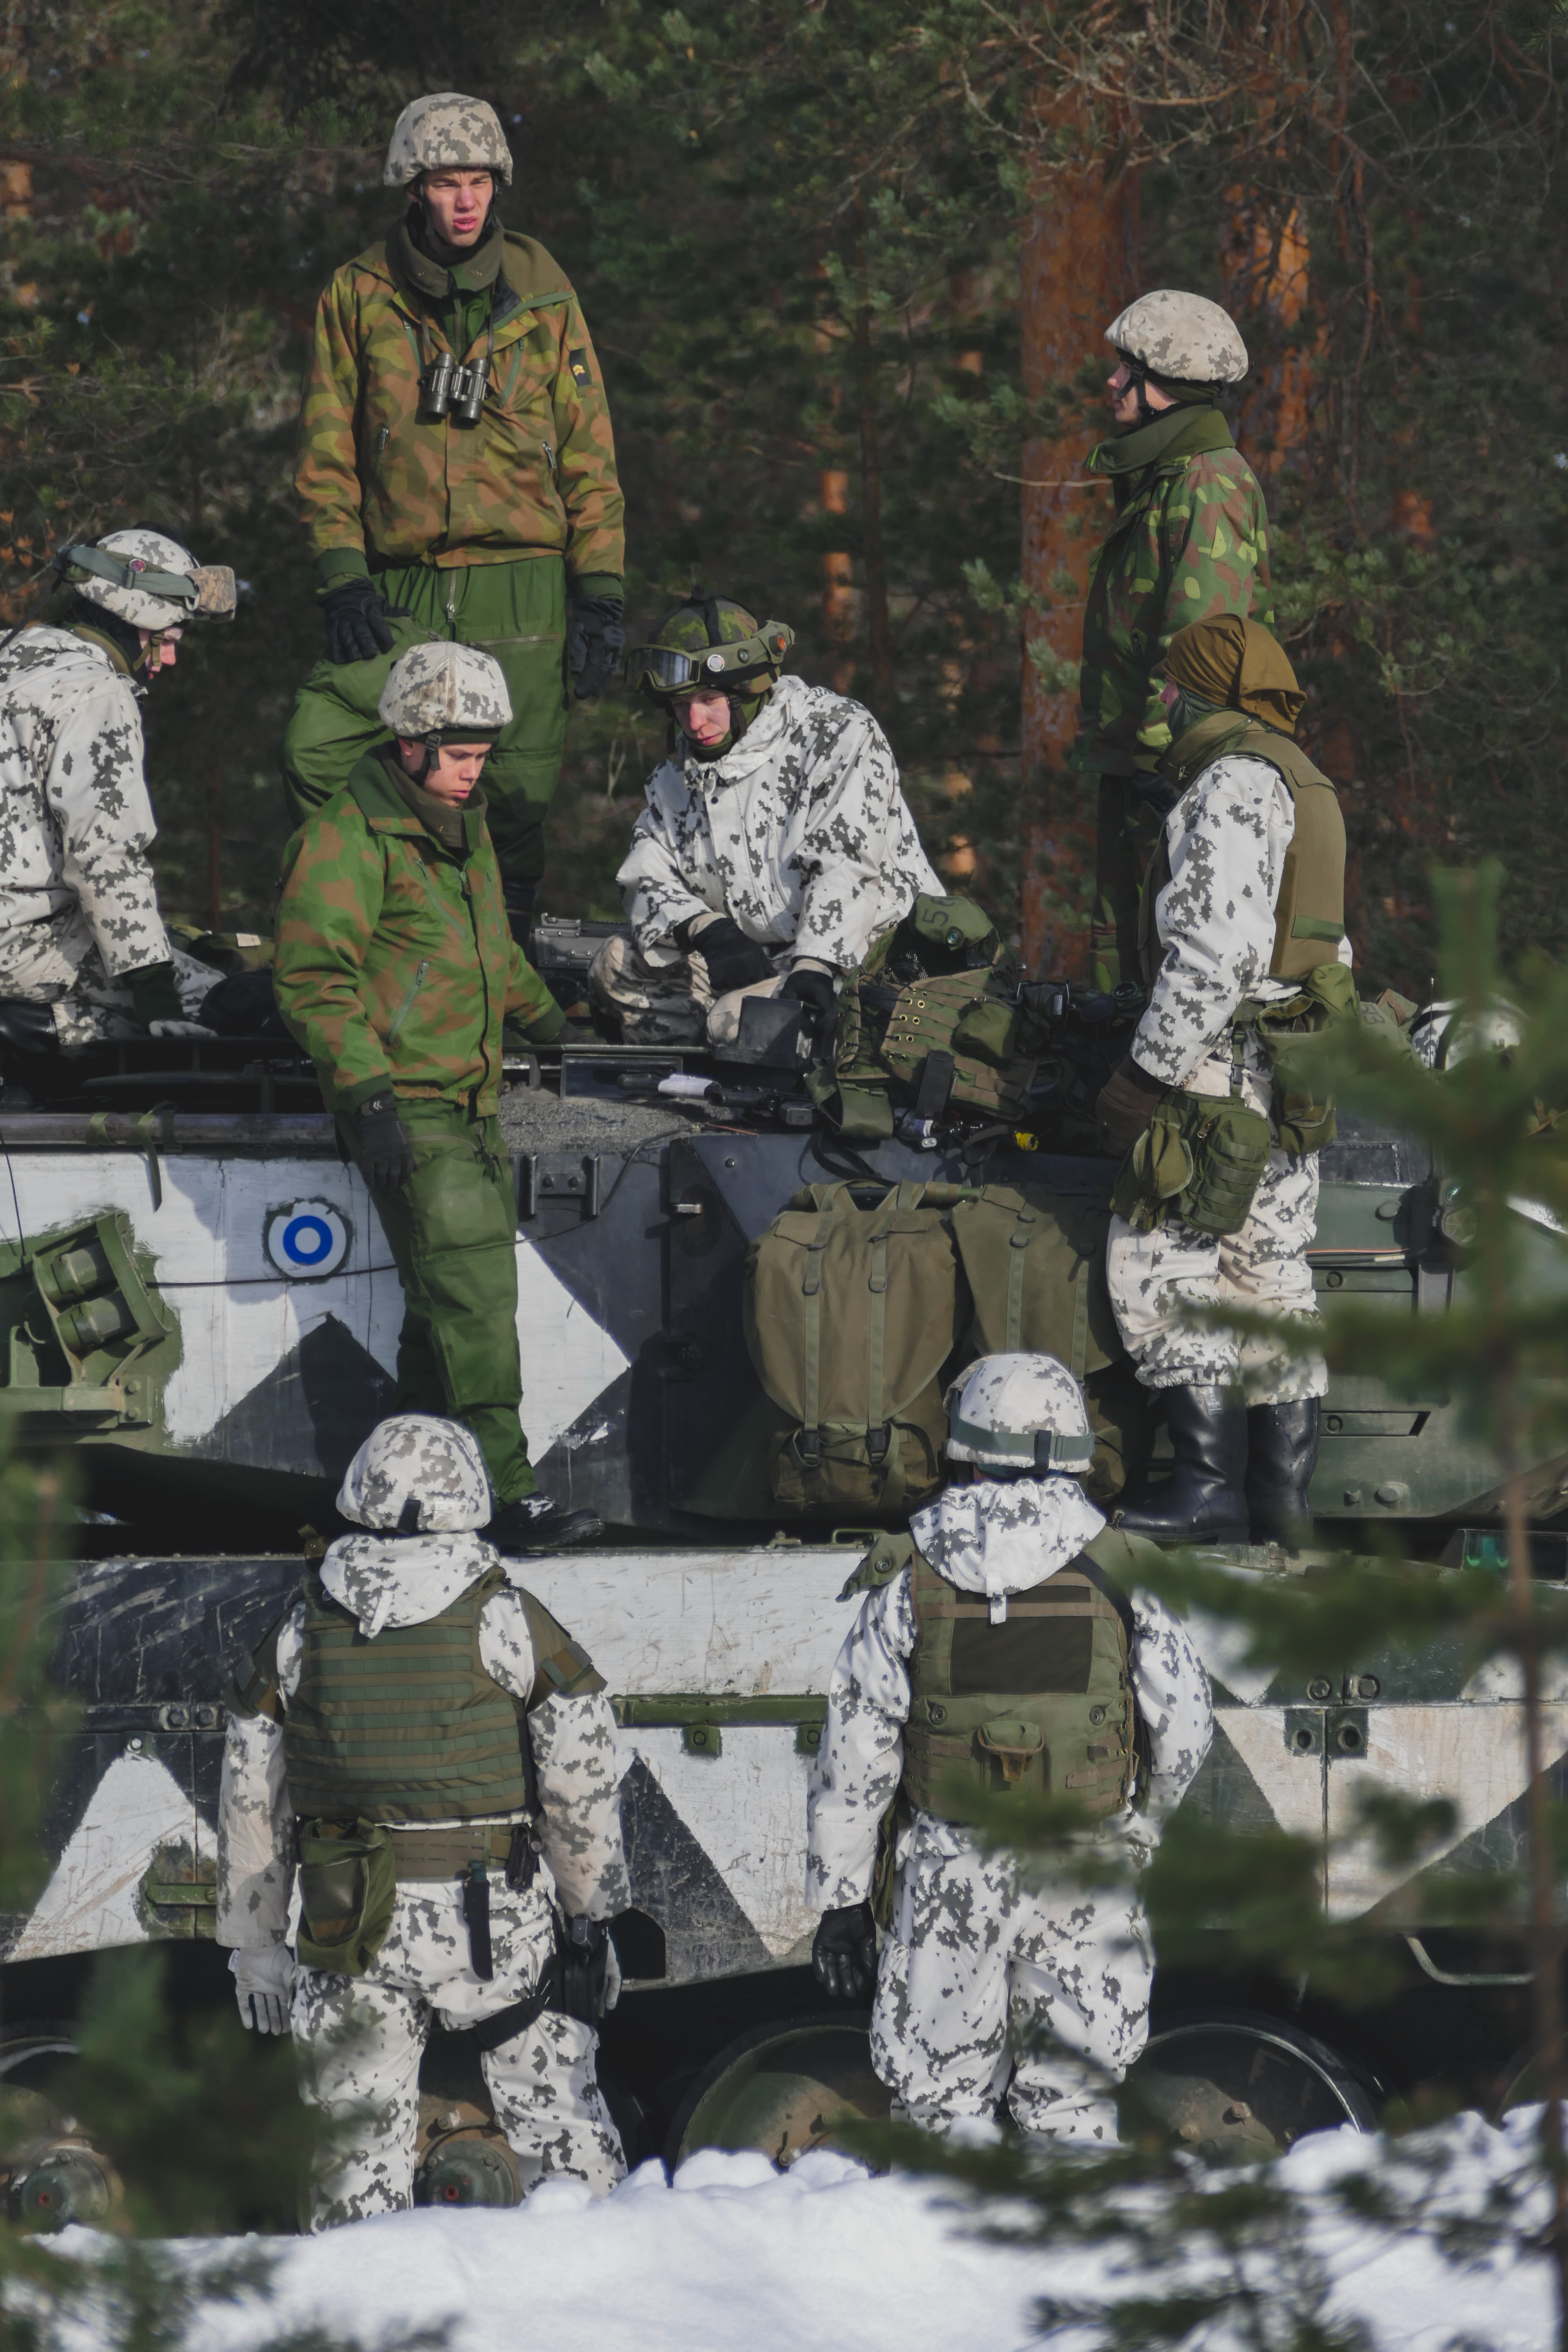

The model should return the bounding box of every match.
[139,627,182,677]
[420,170,494,249]
[673,689,732,747]
[1107,359,1175,424]
[396,738,490,803]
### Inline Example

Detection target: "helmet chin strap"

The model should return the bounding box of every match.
[416,732,441,786]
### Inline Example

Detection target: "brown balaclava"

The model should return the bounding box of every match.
[1165,613,1305,736]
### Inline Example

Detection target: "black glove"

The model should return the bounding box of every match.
[781,963,837,1031]
[685,915,772,998]
[321,577,396,666]
[354,1091,416,1190]
[567,593,625,701]
[1094,1054,1167,1156]
[126,961,185,1028]
[812,1901,877,2001]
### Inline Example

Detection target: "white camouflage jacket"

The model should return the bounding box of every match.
[1131,753,1351,1100]
[617,673,942,975]
[806,1477,1214,1911]
[0,625,175,984]
[217,1532,629,1951]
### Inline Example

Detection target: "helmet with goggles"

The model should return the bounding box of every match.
[944,1351,1095,1476]
[625,593,794,705]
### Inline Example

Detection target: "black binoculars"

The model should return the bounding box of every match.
[419,352,491,427]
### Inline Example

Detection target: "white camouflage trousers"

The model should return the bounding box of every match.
[0,916,213,1050]
[586,932,787,1048]
[291,1878,624,2230]
[1106,1146,1327,1403]
[870,1813,1154,2144]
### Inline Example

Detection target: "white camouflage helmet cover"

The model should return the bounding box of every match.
[945,1350,1094,1474]
[378,640,513,738]
[384,92,514,189]
[1105,289,1249,386]
[335,1413,494,1533]
[70,528,236,631]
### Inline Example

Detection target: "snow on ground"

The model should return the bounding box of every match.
[51,2111,1558,2352]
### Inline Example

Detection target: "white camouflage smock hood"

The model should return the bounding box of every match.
[324,1412,500,1635]
[910,1474,1107,1621]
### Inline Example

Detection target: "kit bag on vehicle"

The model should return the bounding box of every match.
[742,1180,971,1518]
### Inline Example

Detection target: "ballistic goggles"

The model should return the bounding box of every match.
[64,542,238,619]
[624,621,794,697]
[947,1413,1095,1472]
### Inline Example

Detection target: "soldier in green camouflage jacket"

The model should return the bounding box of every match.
[284,92,626,932]
[274,644,598,1555]
[1074,290,1274,990]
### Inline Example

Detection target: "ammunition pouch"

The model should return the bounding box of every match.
[295,1817,398,1978]
[823,972,1046,1142]
[1236,958,1360,1156]
[1111,1089,1272,1238]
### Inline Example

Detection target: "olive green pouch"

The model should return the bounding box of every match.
[295,1818,397,1976]
[948,997,1019,1068]
[1112,1090,1272,1237]
[1247,959,1361,1155]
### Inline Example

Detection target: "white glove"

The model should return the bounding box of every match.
[149,1020,218,1039]
[229,1943,295,2033]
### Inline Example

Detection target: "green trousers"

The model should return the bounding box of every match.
[282,556,569,890]
[1090,774,1165,994]
[347,1099,536,1505]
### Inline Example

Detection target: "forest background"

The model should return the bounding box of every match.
[0,0,1558,996]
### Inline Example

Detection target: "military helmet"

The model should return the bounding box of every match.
[378,641,512,740]
[945,1351,1094,1474]
[337,1413,494,1533]
[383,92,514,190]
[1105,289,1248,388]
[624,593,795,704]
[67,529,237,632]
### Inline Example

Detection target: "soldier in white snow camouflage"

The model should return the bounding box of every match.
[592,594,941,1044]
[1094,614,1351,1547]
[0,528,235,1052]
[219,1413,628,2228]
[807,1354,1212,2144]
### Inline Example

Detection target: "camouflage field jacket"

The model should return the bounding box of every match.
[1075,408,1273,777]
[295,229,625,588]
[274,754,564,1118]
[0,624,174,982]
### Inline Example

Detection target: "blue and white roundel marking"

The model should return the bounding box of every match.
[264,1201,350,1281]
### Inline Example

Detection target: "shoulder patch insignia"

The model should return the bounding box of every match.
[568,347,592,387]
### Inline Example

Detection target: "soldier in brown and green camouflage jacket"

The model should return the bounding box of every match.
[274,643,599,1556]
[1074,290,1274,990]
[283,92,626,933]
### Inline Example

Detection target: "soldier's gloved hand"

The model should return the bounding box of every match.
[229,1944,294,2035]
[127,960,192,1034]
[684,915,772,998]
[1094,1054,1166,1156]
[560,1913,618,2021]
[321,577,396,665]
[567,593,625,701]
[811,1901,877,2001]
[355,1091,416,1190]
[781,962,838,1032]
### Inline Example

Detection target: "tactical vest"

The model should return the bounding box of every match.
[1139,715,1346,988]
[283,1566,531,1827]
[902,1532,1137,1822]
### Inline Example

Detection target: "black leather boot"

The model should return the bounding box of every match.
[1114,1385,1250,1544]
[487,1491,603,1554]
[1245,1399,1321,1546]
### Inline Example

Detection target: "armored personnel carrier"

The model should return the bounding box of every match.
[0,946,1559,2213]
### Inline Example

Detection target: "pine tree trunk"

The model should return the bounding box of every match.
[1018,115,1135,977]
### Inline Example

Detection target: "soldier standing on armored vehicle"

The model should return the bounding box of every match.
[220,1415,627,2228]
[0,528,237,1062]
[283,91,625,935]
[807,1354,1212,2142]
[591,591,942,1044]
[1077,291,1273,991]
[1094,615,1351,1546]
[274,641,598,1552]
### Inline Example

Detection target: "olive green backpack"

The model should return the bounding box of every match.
[742,1180,972,1517]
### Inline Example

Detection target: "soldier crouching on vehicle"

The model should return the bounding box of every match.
[274,640,597,1553]
[589,591,943,1047]
[219,1413,627,2229]
[0,528,237,1064]
[807,1354,1212,2143]
[1094,614,1352,1547]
